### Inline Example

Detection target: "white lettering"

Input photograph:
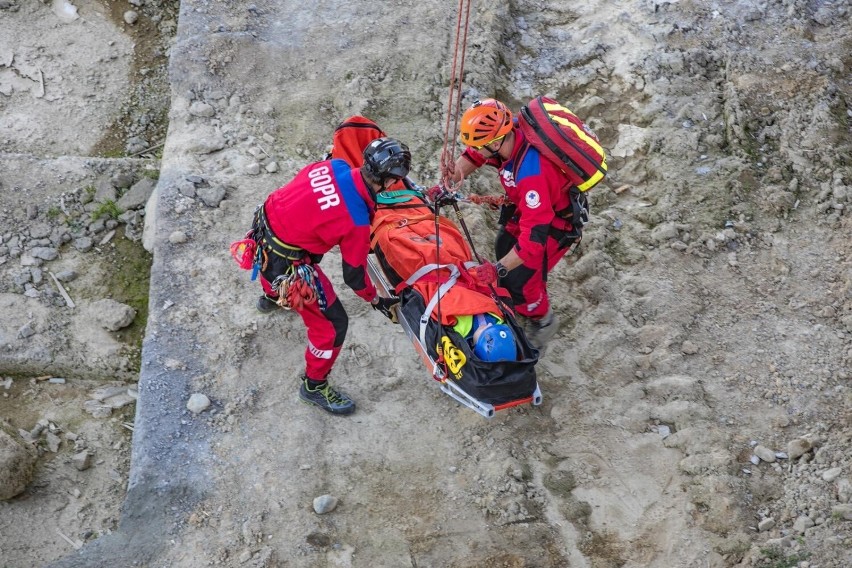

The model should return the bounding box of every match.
[309,166,340,210]
[312,183,336,196]
[310,174,332,187]
[317,194,340,210]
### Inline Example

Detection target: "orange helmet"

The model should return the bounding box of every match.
[459,99,513,147]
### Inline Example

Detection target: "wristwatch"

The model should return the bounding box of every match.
[495,262,509,278]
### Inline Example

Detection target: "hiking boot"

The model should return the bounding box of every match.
[299,379,356,416]
[528,309,560,349]
[256,294,280,314]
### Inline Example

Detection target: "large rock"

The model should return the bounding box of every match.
[117,177,158,210]
[0,428,36,500]
[91,298,137,331]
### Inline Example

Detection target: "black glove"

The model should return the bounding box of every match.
[371,295,400,323]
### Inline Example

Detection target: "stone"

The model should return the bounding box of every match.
[72,450,93,471]
[0,428,36,500]
[753,445,776,463]
[91,299,137,331]
[821,467,842,482]
[792,515,814,533]
[831,504,852,521]
[117,177,157,210]
[681,340,699,355]
[189,101,215,118]
[313,494,338,514]
[786,437,812,459]
[187,393,211,414]
[197,185,227,207]
[28,247,58,261]
[73,237,94,252]
[837,478,852,503]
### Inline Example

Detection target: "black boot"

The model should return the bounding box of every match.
[256,294,280,314]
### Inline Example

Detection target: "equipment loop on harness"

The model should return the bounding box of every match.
[272,264,327,311]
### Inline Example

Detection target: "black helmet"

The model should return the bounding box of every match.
[362,137,411,182]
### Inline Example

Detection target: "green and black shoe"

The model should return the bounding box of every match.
[299,378,356,415]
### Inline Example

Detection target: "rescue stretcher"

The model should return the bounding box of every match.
[367,255,542,418]
[366,186,543,419]
[329,114,542,418]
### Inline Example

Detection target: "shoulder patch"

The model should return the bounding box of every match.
[525,190,541,209]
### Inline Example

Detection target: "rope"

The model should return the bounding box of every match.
[431,0,475,378]
[440,0,473,191]
[464,194,509,209]
[432,201,446,374]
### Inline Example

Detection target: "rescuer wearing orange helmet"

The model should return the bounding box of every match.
[436,99,586,349]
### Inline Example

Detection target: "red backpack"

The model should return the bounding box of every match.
[516,96,607,193]
[330,116,386,167]
[329,115,405,190]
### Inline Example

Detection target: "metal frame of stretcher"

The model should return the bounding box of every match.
[367,254,543,418]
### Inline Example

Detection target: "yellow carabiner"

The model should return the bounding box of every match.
[440,336,467,377]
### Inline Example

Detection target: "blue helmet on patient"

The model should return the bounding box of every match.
[473,323,517,362]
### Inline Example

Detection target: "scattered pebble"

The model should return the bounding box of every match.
[187,393,211,414]
[313,494,338,514]
[169,231,188,244]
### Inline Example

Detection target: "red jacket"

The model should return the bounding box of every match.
[264,159,377,302]
[462,126,574,266]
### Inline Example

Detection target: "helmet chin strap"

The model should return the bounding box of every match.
[360,170,381,203]
[484,134,507,162]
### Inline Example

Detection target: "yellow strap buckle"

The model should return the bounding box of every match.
[439,336,467,377]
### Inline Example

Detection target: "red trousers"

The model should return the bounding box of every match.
[260,265,348,381]
[495,224,577,319]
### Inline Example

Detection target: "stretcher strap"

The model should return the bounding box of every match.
[404,259,479,289]
[404,262,454,288]
[419,265,461,347]
[412,259,482,346]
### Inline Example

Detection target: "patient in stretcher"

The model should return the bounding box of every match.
[454,312,517,362]
[330,115,538,406]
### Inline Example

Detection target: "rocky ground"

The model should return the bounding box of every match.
[1,0,850,567]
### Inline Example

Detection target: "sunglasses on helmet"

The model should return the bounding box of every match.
[473,133,507,151]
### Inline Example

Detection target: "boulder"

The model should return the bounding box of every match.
[0,428,36,500]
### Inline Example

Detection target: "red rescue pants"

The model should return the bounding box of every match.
[260,263,348,381]
[495,223,578,319]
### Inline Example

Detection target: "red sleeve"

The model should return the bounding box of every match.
[461,147,502,169]
[338,225,377,302]
[461,147,486,168]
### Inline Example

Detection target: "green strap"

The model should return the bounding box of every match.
[377,189,421,204]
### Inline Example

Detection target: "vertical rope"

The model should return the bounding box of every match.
[440,0,472,190]
[432,0,474,367]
